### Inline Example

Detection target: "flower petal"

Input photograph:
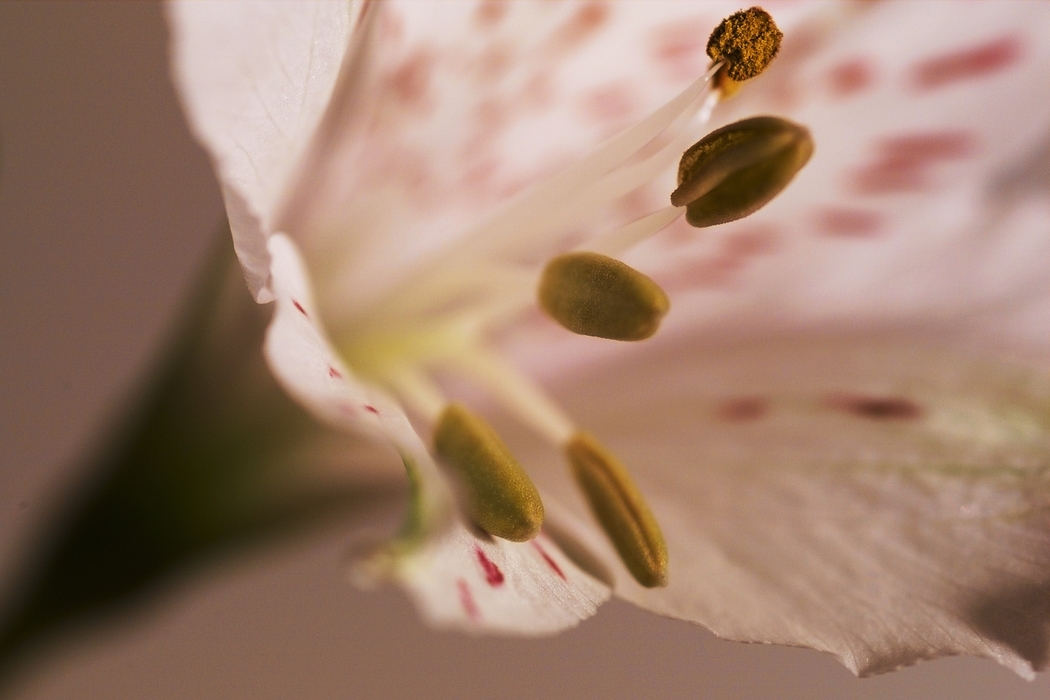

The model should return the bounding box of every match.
[357,454,610,636]
[531,331,1050,677]
[168,0,363,300]
[385,523,610,635]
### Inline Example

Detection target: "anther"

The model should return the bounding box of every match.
[538,252,669,341]
[675,116,813,228]
[433,403,544,542]
[707,7,783,83]
[565,433,667,588]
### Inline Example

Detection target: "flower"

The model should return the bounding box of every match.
[169,0,1050,678]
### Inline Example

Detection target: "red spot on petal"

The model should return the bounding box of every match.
[532,541,566,580]
[825,393,924,420]
[364,405,379,415]
[475,547,505,587]
[386,50,434,110]
[649,17,711,81]
[717,397,769,422]
[474,0,508,29]
[328,366,343,379]
[814,207,884,237]
[657,255,743,293]
[911,36,1022,91]
[457,579,480,621]
[580,81,637,126]
[826,58,875,98]
[722,226,779,258]
[880,132,977,161]
[545,2,609,55]
[292,300,308,316]
[850,131,977,195]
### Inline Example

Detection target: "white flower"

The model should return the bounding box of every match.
[169,0,1050,678]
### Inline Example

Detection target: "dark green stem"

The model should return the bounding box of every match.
[0,228,401,688]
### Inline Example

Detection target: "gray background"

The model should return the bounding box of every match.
[1,3,1049,698]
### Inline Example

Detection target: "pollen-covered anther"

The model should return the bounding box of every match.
[538,252,669,341]
[565,433,668,588]
[434,404,544,542]
[675,116,813,228]
[707,7,783,83]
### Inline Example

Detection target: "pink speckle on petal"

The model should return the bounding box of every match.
[475,547,505,587]
[825,393,924,421]
[722,225,779,258]
[850,131,977,195]
[879,132,977,161]
[717,397,769,422]
[580,82,638,126]
[544,2,610,56]
[364,405,379,415]
[911,36,1022,91]
[657,255,742,293]
[292,300,308,316]
[826,58,875,98]
[457,579,480,621]
[328,366,343,379]
[385,49,435,110]
[474,0,508,29]
[532,541,566,580]
[649,17,711,80]
[814,207,884,237]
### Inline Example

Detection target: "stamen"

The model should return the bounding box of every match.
[584,205,684,257]
[676,116,813,228]
[538,252,669,341]
[433,403,545,542]
[445,346,575,447]
[565,433,667,588]
[385,368,446,422]
[359,66,722,323]
[706,7,783,82]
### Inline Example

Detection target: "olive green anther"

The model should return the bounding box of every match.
[538,252,669,342]
[566,433,668,588]
[675,116,813,228]
[434,404,544,542]
[707,7,783,82]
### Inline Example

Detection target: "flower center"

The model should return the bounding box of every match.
[336,8,801,589]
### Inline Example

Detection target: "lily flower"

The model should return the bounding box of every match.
[168,0,1050,678]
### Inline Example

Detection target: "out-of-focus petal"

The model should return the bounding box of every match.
[621,1,1050,348]
[168,0,363,300]
[288,0,813,326]
[522,331,1050,677]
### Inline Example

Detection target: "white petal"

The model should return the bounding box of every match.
[366,521,610,636]
[168,0,362,300]
[530,331,1050,677]
[264,233,414,443]
[356,453,611,636]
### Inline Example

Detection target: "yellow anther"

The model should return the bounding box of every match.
[538,252,669,342]
[565,433,667,588]
[675,116,813,228]
[707,7,783,82]
[433,404,544,542]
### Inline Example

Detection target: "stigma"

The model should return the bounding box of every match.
[335,8,799,589]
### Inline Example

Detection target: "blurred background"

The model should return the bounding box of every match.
[1,3,1049,698]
